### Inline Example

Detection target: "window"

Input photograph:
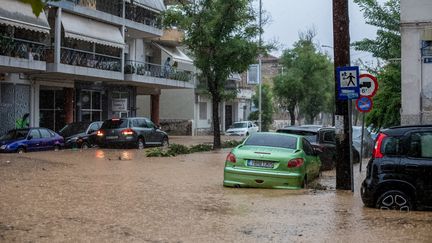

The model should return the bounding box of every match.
[29,129,41,139]
[88,123,100,133]
[322,131,336,143]
[132,119,147,128]
[39,129,52,138]
[112,91,129,118]
[408,132,432,158]
[145,119,155,128]
[39,89,65,131]
[199,102,207,120]
[244,133,297,150]
[381,137,399,156]
[81,90,102,122]
[303,139,314,156]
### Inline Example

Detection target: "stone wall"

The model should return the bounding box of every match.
[160,119,192,135]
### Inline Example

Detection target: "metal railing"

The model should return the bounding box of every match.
[125,3,161,28]
[125,60,193,82]
[0,36,46,61]
[65,0,122,17]
[61,47,121,72]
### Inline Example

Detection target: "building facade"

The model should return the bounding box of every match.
[0,0,194,135]
[401,0,432,124]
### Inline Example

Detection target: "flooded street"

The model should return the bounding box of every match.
[1,138,431,242]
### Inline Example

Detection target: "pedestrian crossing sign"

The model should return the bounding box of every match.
[336,66,360,100]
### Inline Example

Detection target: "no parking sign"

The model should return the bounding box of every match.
[356,74,378,113]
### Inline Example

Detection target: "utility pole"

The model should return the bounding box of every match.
[258,0,262,132]
[333,0,352,190]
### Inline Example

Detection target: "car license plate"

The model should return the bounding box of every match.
[247,160,274,168]
[106,136,118,140]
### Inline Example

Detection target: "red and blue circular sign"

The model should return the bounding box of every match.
[356,96,373,113]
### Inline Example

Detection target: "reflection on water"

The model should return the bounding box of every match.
[95,150,105,159]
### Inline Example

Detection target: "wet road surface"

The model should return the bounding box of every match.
[1,138,431,242]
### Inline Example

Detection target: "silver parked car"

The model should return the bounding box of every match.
[352,126,375,158]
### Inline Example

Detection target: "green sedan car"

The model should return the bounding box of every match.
[223,132,321,189]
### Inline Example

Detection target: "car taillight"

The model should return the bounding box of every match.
[287,158,304,168]
[373,133,387,159]
[121,128,135,136]
[226,152,236,163]
[96,130,104,136]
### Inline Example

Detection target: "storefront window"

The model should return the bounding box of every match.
[81,90,102,122]
[39,89,65,131]
[112,91,129,118]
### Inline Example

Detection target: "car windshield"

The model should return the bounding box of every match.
[101,119,128,129]
[277,130,317,143]
[232,122,247,128]
[244,133,297,149]
[0,129,29,140]
[59,122,90,137]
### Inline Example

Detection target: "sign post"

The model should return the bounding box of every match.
[336,66,359,192]
[356,74,378,172]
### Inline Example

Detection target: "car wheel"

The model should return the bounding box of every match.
[137,138,145,150]
[376,190,412,211]
[161,137,169,148]
[302,175,308,189]
[54,145,61,151]
[81,142,90,149]
[17,147,25,154]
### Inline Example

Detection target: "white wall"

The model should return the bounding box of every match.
[401,0,432,23]
[401,0,432,124]
[159,89,194,120]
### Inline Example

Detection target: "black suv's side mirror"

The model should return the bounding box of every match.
[88,129,95,134]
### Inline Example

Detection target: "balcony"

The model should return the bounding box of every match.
[124,60,194,89]
[46,47,123,81]
[64,0,122,17]
[0,36,47,72]
[158,29,184,46]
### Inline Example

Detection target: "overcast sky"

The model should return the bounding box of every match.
[262,0,380,64]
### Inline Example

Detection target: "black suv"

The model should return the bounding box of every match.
[361,125,432,211]
[95,117,168,149]
[59,121,103,149]
[277,126,360,170]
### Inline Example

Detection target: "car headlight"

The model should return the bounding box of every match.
[0,145,7,149]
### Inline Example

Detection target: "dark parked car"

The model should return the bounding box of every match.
[95,117,169,149]
[352,126,375,158]
[276,126,360,170]
[58,121,103,149]
[0,128,64,153]
[361,125,432,211]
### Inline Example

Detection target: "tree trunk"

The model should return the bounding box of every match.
[288,107,296,126]
[212,95,221,149]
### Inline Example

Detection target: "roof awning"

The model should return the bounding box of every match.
[422,29,432,41]
[0,0,50,34]
[153,42,193,64]
[61,12,124,48]
[130,0,166,13]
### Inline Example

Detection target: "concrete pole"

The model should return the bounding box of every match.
[258,0,262,132]
[333,0,352,190]
[54,7,62,64]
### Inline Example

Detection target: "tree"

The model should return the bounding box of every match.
[249,83,273,131]
[164,0,260,148]
[272,30,333,125]
[353,0,401,129]
[20,0,58,17]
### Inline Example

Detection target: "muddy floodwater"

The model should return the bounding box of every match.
[1,137,431,242]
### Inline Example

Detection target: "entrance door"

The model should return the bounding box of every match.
[225,105,233,129]
[40,88,65,131]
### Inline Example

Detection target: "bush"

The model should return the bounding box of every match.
[146,148,172,157]
[222,140,243,148]
[168,143,190,155]
[189,144,213,153]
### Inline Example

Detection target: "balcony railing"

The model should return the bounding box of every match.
[0,36,46,61]
[125,3,161,28]
[65,0,122,17]
[125,60,193,82]
[61,47,121,72]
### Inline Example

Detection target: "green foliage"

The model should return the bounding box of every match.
[249,83,273,131]
[273,30,333,124]
[189,144,213,153]
[366,63,401,128]
[354,0,401,129]
[163,0,262,148]
[221,139,243,148]
[167,143,191,155]
[146,148,173,157]
[20,0,59,17]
